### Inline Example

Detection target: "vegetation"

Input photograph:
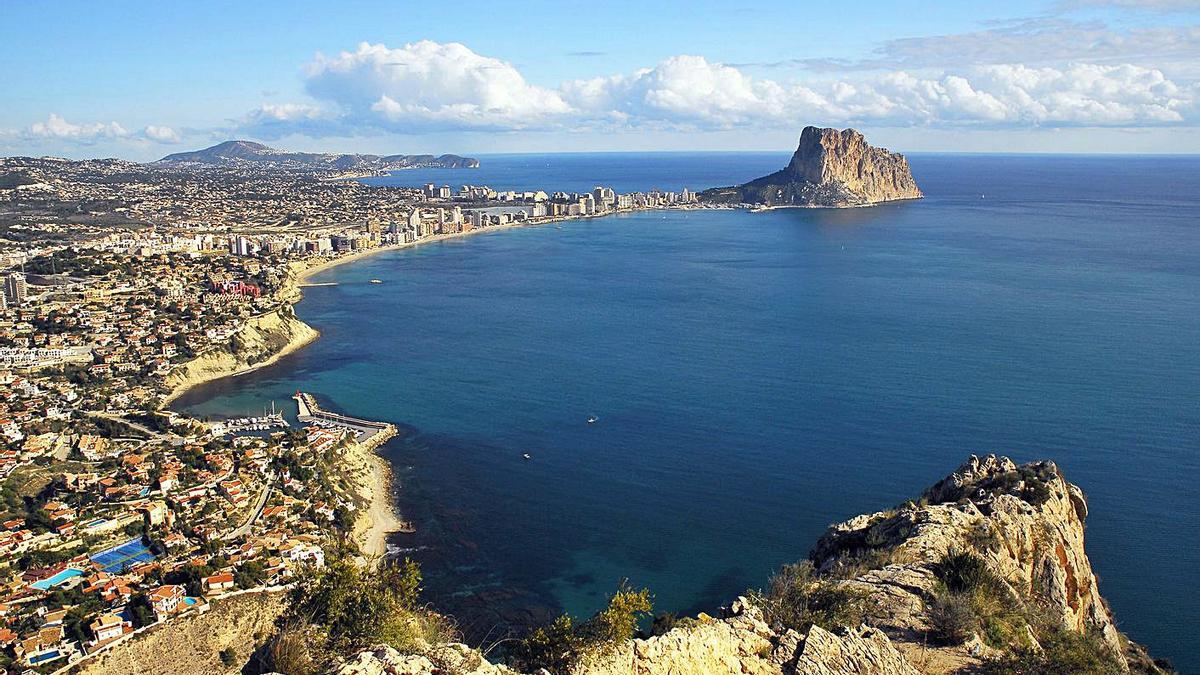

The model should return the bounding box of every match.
[927,550,1025,648]
[219,647,238,667]
[979,628,1124,675]
[750,561,868,634]
[513,582,653,674]
[273,551,453,671]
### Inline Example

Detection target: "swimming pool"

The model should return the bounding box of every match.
[31,568,83,591]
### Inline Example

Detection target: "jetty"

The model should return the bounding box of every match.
[293,391,395,446]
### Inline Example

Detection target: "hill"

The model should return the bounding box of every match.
[156,140,479,171]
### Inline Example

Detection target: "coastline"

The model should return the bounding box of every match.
[160,216,588,561]
[160,204,714,561]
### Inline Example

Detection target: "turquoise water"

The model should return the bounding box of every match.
[175,153,1200,670]
[31,567,83,590]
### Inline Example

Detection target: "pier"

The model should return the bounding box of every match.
[293,391,394,445]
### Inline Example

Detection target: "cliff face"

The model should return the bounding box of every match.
[331,455,1166,675]
[163,304,318,403]
[701,126,922,207]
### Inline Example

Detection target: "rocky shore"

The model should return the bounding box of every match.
[334,455,1172,675]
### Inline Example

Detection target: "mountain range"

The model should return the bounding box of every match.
[156,140,479,171]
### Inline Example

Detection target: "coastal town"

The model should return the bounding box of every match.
[0,152,707,672]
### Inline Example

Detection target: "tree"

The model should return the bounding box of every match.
[128,592,156,628]
[514,582,653,673]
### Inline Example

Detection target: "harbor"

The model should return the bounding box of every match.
[293,391,395,447]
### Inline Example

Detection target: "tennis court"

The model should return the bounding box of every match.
[91,538,156,573]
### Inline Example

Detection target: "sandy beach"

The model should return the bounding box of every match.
[360,453,403,558]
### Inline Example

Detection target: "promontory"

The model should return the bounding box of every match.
[702,126,922,207]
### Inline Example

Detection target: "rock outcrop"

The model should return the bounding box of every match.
[163,303,318,403]
[811,455,1119,654]
[327,455,1167,675]
[702,126,922,207]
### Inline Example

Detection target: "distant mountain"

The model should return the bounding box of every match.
[156,140,479,171]
[701,126,921,207]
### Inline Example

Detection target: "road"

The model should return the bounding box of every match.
[221,478,273,541]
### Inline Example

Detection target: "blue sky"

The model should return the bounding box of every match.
[2,0,1199,158]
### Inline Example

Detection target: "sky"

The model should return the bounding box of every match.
[2,0,1199,159]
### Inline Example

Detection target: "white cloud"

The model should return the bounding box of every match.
[143,125,180,143]
[303,41,570,130]
[237,41,1197,139]
[562,57,1196,129]
[28,114,128,140]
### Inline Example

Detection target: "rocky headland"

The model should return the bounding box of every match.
[330,455,1171,675]
[702,126,922,207]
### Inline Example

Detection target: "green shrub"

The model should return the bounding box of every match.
[934,551,1005,595]
[979,629,1124,675]
[513,582,652,673]
[751,561,868,633]
[928,550,1026,648]
[289,553,448,656]
[263,622,317,675]
[928,591,978,644]
[219,647,238,667]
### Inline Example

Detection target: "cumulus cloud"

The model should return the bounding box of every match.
[561,57,1195,129]
[304,41,570,130]
[143,125,180,143]
[29,114,128,140]
[236,41,1197,138]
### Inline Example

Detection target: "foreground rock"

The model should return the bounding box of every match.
[702,126,922,207]
[329,454,1170,674]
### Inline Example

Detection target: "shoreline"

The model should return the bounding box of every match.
[162,225,541,563]
[161,205,708,560]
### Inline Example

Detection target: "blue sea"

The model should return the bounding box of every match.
[175,152,1200,671]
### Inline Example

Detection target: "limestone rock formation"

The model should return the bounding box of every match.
[335,643,518,675]
[326,455,1169,675]
[810,455,1120,655]
[701,126,922,207]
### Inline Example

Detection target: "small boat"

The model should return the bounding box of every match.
[587,416,598,424]
[522,453,532,460]
[370,279,383,284]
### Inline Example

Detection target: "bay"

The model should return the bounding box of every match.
[174,152,1200,671]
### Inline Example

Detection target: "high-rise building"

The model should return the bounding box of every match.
[4,272,27,307]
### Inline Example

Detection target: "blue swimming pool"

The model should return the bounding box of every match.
[31,568,83,591]
[91,537,155,573]
[27,649,61,665]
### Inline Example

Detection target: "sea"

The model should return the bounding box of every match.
[173,152,1200,671]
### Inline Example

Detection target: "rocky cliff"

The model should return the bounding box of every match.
[163,303,318,403]
[331,455,1170,675]
[702,127,922,207]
